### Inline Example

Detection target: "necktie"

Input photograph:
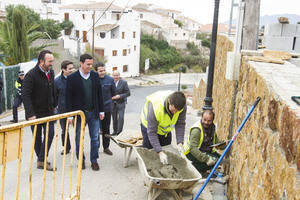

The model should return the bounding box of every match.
[47,73,50,81]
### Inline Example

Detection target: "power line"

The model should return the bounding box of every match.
[77,0,116,42]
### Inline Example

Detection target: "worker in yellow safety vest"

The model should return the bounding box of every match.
[184,110,226,174]
[10,71,25,123]
[140,90,187,165]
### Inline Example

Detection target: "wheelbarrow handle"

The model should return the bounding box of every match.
[104,134,122,147]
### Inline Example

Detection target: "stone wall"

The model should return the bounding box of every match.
[193,35,300,199]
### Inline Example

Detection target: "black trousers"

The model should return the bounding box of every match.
[112,102,125,135]
[13,95,22,122]
[59,118,71,152]
[100,111,111,149]
[31,121,54,162]
[141,124,172,149]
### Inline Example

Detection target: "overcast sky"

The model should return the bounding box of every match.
[69,0,299,24]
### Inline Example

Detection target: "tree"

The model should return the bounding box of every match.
[5,5,62,39]
[0,6,53,65]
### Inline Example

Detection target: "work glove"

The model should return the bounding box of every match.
[177,143,184,154]
[206,156,217,166]
[159,151,168,165]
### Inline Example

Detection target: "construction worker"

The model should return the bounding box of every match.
[140,90,187,165]
[184,110,226,174]
[10,71,25,123]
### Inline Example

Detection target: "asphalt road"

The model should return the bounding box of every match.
[0,84,202,200]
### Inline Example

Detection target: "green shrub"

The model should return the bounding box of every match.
[181,85,187,90]
[174,19,183,28]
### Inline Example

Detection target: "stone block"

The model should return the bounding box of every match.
[294,37,300,53]
[263,36,294,52]
[264,24,282,37]
[282,24,297,36]
[296,24,300,37]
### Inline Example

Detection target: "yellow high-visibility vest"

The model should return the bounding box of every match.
[184,121,216,155]
[140,90,183,136]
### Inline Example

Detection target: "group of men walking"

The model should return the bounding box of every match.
[9,49,226,176]
[16,50,130,171]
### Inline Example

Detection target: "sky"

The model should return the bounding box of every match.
[67,0,299,24]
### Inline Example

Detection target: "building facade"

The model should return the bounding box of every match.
[60,2,140,77]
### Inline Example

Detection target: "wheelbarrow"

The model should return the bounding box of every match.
[105,131,143,168]
[133,145,202,200]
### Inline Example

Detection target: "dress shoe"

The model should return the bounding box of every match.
[103,148,113,156]
[37,161,56,171]
[10,120,17,123]
[81,161,86,170]
[91,162,99,171]
[60,149,70,155]
[111,132,118,136]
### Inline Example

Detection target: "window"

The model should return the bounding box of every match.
[128,49,131,54]
[122,49,127,56]
[113,67,118,71]
[175,33,177,36]
[64,13,69,21]
[123,65,128,72]
[133,31,136,38]
[183,33,186,36]
[140,14,143,19]
[76,30,79,38]
[116,14,120,20]
[100,32,105,38]
[83,31,87,42]
[134,45,136,51]
[82,14,85,19]
[112,50,117,56]
[122,32,125,39]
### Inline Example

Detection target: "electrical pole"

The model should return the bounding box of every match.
[92,10,95,59]
[241,0,260,50]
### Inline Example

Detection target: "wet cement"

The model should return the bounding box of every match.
[137,148,197,179]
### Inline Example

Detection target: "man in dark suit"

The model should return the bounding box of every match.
[22,50,57,171]
[55,60,74,155]
[111,70,130,136]
[66,54,104,171]
[94,62,116,155]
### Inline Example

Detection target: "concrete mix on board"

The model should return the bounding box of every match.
[137,148,196,179]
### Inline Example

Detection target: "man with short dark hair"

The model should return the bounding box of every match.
[184,110,226,173]
[10,71,25,123]
[140,90,187,165]
[94,62,116,156]
[22,50,57,171]
[55,60,74,155]
[66,54,104,171]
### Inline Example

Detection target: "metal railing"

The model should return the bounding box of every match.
[0,110,86,200]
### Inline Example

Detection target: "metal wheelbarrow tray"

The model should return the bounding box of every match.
[105,130,143,167]
[133,146,202,200]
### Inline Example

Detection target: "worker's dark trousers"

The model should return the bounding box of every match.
[60,118,71,152]
[141,124,171,149]
[100,111,111,149]
[13,95,22,122]
[186,152,220,173]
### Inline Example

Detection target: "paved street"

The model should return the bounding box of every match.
[0,78,210,200]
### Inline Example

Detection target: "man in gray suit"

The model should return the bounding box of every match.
[111,70,130,136]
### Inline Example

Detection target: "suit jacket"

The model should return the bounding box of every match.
[113,79,130,104]
[22,64,57,119]
[66,70,104,117]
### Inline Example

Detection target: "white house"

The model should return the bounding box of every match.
[132,3,199,49]
[176,15,202,32]
[60,2,140,77]
[0,0,65,21]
